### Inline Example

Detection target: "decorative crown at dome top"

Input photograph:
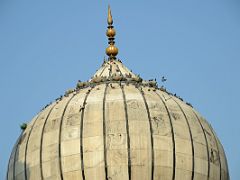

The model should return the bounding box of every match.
[106,6,118,60]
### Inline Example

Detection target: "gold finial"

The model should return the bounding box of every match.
[106,5,118,60]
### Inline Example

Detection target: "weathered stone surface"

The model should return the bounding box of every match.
[7,60,229,180]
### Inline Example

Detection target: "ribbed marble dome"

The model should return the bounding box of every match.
[7,6,229,180]
[7,60,229,180]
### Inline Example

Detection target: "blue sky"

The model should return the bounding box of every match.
[0,0,239,179]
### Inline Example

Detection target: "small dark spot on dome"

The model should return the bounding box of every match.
[171,113,181,120]
[80,106,85,111]
[186,102,193,107]
[210,148,219,164]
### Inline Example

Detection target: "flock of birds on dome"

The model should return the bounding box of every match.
[20,59,193,130]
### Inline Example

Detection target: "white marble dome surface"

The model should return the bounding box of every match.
[7,60,229,180]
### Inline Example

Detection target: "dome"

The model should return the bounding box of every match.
[7,6,229,180]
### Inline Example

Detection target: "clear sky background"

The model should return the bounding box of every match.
[0,0,239,179]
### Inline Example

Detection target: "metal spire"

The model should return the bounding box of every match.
[106,5,118,60]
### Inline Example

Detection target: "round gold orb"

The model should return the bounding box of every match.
[106,45,118,56]
[106,28,116,37]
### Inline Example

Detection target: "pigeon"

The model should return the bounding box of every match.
[161,76,167,82]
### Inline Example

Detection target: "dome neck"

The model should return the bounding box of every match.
[92,59,139,82]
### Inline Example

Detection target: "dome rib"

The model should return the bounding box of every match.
[41,96,75,179]
[208,124,222,180]
[95,64,105,77]
[7,131,23,180]
[193,111,222,179]
[217,135,230,179]
[116,63,124,77]
[60,87,91,179]
[191,108,211,179]
[39,103,58,179]
[121,85,132,180]
[102,84,109,180]
[13,133,23,180]
[161,92,196,178]
[24,114,41,180]
[99,65,107,77]
[219,138,230,178]
[171,96,195,180]
[116,61,138,79]
[124,85,151,179]
[98,63,109,78]
[80,87,94,180]
[59,94,77,179]
[109,64,112,77]
[139,88,154,180]
[6,147,12,179]
[155,91,176,180]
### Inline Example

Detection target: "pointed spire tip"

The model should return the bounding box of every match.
[108,5,113,25]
